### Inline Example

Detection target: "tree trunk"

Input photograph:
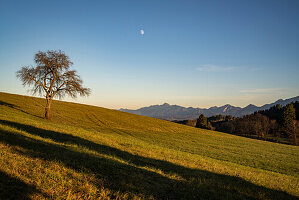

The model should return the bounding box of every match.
[45,98,52,120]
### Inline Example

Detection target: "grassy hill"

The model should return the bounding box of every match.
[0,92,298,199]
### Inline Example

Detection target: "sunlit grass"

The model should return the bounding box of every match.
[0,92,298,199]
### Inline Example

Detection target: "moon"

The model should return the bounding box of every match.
[140,29,144,35]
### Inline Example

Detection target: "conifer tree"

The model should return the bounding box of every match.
[196,114,208,129]
[281,103,296,144]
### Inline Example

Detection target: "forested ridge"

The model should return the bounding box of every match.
[176,101,299,145]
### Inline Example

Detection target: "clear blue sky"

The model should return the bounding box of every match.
[0,0,298,109]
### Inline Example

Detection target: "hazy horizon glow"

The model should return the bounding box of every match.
[1,0,299,110]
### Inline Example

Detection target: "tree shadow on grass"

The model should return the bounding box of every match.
[0,170,46,200]
[0,100,43,119]
[0,120,297,200]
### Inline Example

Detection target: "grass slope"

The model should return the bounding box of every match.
[0,92,298,199]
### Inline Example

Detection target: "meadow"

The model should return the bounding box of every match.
[0,92,298,199]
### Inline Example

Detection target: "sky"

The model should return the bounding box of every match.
[0,0,298,109]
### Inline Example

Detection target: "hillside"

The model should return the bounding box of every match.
[120,96,299,120]
[0,92,298,199]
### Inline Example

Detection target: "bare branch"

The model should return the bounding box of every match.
[16,50,91,119]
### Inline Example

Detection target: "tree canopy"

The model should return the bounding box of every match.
[17,50,90,119]
[196,114,208,129]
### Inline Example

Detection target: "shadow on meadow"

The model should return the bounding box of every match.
[0,100,42,119]
[0,119,297,200]
[0,170,47,200]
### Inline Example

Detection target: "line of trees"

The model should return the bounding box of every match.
[176,102,299,145]
[210,102,298,145]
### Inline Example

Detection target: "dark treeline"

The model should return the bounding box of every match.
[175,101,299,145]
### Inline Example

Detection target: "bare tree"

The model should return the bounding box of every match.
[16,50,91,119]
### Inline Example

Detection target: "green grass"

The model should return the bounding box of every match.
[0,92,298,199]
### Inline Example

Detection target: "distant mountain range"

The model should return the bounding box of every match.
[120,96,299,120]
